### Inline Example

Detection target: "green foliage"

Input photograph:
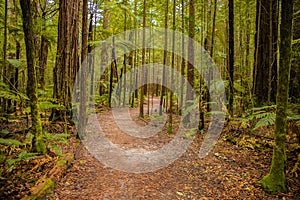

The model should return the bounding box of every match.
[241,104,300,130]
[0,81,28,102]
[0,129,10,135]
[95,94,109,106]
[43,132,70,156]
[6,150,38,172]
[0,138,24,147]
[240,105,276,130]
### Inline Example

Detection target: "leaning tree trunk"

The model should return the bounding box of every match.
[259,0,293,193]
[20,0,46,154]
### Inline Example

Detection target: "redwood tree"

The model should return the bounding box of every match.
[52,0,80,121]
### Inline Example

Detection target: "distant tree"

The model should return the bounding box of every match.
[185,0,195,122]
[2,0,8,113]
[228,0,234,116]
[159,0,168,116]
[253,0,278,105]
[290,0,300,101]
[139,0,147,118]
[20,0,46,154]
[260,0,293,193]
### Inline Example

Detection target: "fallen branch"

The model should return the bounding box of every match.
[21,153,74,200]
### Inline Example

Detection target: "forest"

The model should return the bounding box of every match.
[0,0,300,199]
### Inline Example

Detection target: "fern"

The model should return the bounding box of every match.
[44,132,70,144]
[241,104,300,130]
[253,112,275,130]
[6,151,38,171]
[0,138,24,147]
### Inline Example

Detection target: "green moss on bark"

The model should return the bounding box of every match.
[259,0,293,194]
[260,145,287,193]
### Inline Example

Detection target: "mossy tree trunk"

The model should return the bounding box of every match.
[20,0,46,154]
[259,0,293,193]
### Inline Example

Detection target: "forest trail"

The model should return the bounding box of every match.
[47,98,288,200]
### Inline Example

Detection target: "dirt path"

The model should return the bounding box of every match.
[48,101,297,199]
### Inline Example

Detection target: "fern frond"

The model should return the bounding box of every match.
[253,112,275,130]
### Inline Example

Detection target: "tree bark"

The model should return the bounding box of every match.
[253,0,278,105]
[260,0,293,193]
[20,0,46,154]
[2,0,8,113]
[38,35,48,90]
[139,0,147,118]
[52,0,80,121]
[228,0,234,116]
[290,1,300,101]
[78,0,88,135]
[159,0,168,116]
[185,0,195,122]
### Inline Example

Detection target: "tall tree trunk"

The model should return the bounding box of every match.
[159,0,168,116]
[228,0,234,116]
[52,0,80,121]
[207,0,217,112]
[253,0,278,105]
[2,0,8,113]
[180,0,185,116]
[79,0,88,135]
[168,0,176,133]
[260,0,293,193]
[20,0,46,154]
[289,1,300,101]
[38,35,48,90]
[185,0,195,122]
[122,0,127,106]
[139,0,147,118]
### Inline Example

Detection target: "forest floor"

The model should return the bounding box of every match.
[0,98,300,199]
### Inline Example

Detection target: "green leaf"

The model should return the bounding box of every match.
[0,138,23,147]
[253,112,275,130]
[0,130,10,135]
[8,59,21,68]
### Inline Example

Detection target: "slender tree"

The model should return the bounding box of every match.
[185,0,195,122]
[260,0,293,193]
[139,0,147,118]
[168,0,176,133]
[180,0,185,116]
[20,0,46,154]
[159,0,168,116]
[79,0,89,135]
[228,0,234,116]
[2,0,8,113]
